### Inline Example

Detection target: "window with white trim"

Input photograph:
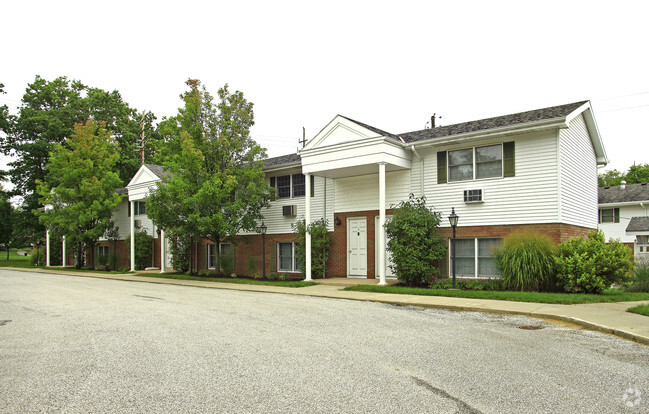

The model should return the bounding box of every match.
[278,242,300,272]
[448,144,503,182]
[97,245,109,257]
[208,243,234,270]
[450,238,501,278]
[598,208,619,223]
[270,174,314,198]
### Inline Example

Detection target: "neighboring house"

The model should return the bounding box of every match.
[598,181,649,261]
[49,100,608,282]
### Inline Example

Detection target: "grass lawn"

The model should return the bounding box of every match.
[0,249,34,268]
[628,304,649,317]
[342,285,649,305]
[137,272,318,288]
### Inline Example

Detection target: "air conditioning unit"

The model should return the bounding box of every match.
[464,189,484,203]
[282,205,297,217]
[134,219,142,228]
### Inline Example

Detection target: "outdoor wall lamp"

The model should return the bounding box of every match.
[448,208,459,289]
[335,217,341,226]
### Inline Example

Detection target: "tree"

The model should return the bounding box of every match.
[598,169,624,187]
[625,163,649,185]
[1,76,157,243]
[0,198,13,259]
[37,119,124,268]
[147,80,275,275]
[0,83,11,138]
[384,194,447,286]
[293,218,332,279]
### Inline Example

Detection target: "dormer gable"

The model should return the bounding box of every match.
[303,115,395,151]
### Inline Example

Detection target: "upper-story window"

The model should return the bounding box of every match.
[598,208,620,223]
[438,142,514,184]
[270,174,314,198]
[127,201,146,217]
[448,144,503,182]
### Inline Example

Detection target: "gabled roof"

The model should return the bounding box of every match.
[626,217,649,232]
[264,153,301,168]
[143,164,170,178]
[398,101,589,143]
[598,183,649,204]
[339,116,399,140]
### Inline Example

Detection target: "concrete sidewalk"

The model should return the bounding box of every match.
[3,267,649,346]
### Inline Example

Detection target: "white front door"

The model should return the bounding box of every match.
[375,215,395,278]
[348,218,367,276]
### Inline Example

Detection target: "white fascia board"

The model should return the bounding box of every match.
[410,118,569,149]
[599,201,649,208]
[301,138,411,175]
[128,181,159,201]
[566,102,608,166]
[263,162,302,174]
[626,230,649,236]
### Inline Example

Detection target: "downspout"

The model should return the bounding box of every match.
[641,202,647,216]
[410,144,424,196]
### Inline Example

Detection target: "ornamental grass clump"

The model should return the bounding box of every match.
[495,232,556,292]
[626,260,649,293]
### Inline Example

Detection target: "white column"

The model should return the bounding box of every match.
[62,236,66,267]
[378,162,387,286]
[46,229,51,267]
[130,200,136,272]
[160,229,166,273]
[304,173,312,281]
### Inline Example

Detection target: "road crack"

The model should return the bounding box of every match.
[411,375,482,414]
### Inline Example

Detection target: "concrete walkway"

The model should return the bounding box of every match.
[3,267,649,346]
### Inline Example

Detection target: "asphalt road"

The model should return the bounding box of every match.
[1,270,648,413]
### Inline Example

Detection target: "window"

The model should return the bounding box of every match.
[638,236,649,245]
[276,175,291,198]
[132,201,146,216]
[450,238,501,278]
[439,142,514,184]
[97,245,109,257]
[475,145,502,179]
[270,174,313,198]
[448,148,474,182]
[598,208,620,223]
[278,242,299,272]
[292,174,305,197]
[208,243,235,270]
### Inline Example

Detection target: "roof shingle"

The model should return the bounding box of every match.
[598,183,649,204]
[626,217,649,232]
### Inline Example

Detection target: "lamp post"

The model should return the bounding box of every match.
[448,208,459,289]
[259,222,267,279]
[35,238,42,267]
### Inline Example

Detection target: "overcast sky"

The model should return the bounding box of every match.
[2,0,648,180]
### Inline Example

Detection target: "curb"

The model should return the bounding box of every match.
[2,266,648,346]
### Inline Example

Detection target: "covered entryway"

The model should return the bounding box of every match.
[299,115,412,285]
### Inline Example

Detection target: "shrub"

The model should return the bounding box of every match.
[494,232,556,292]
[293,218,332,279]
[384,194,446,287]
[555,230,633,294]
[627,260,649,292]
[279,274,290,281]
[246,256,258,277]
[125,229,154,270]
[220,253,235,276]
[29,247,46,266]
[430,278,504,291]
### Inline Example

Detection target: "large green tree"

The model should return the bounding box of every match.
[0,197,12,259]
[0,76,157,242]
[148,80,275,275]
[37,119,124,268]
[598,164,649,187]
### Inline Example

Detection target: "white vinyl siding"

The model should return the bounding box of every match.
[598,204,647,243]
[334,170,409,213]
[245,173,334,235]
[418,130,560,226]
[559,114,598,229]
